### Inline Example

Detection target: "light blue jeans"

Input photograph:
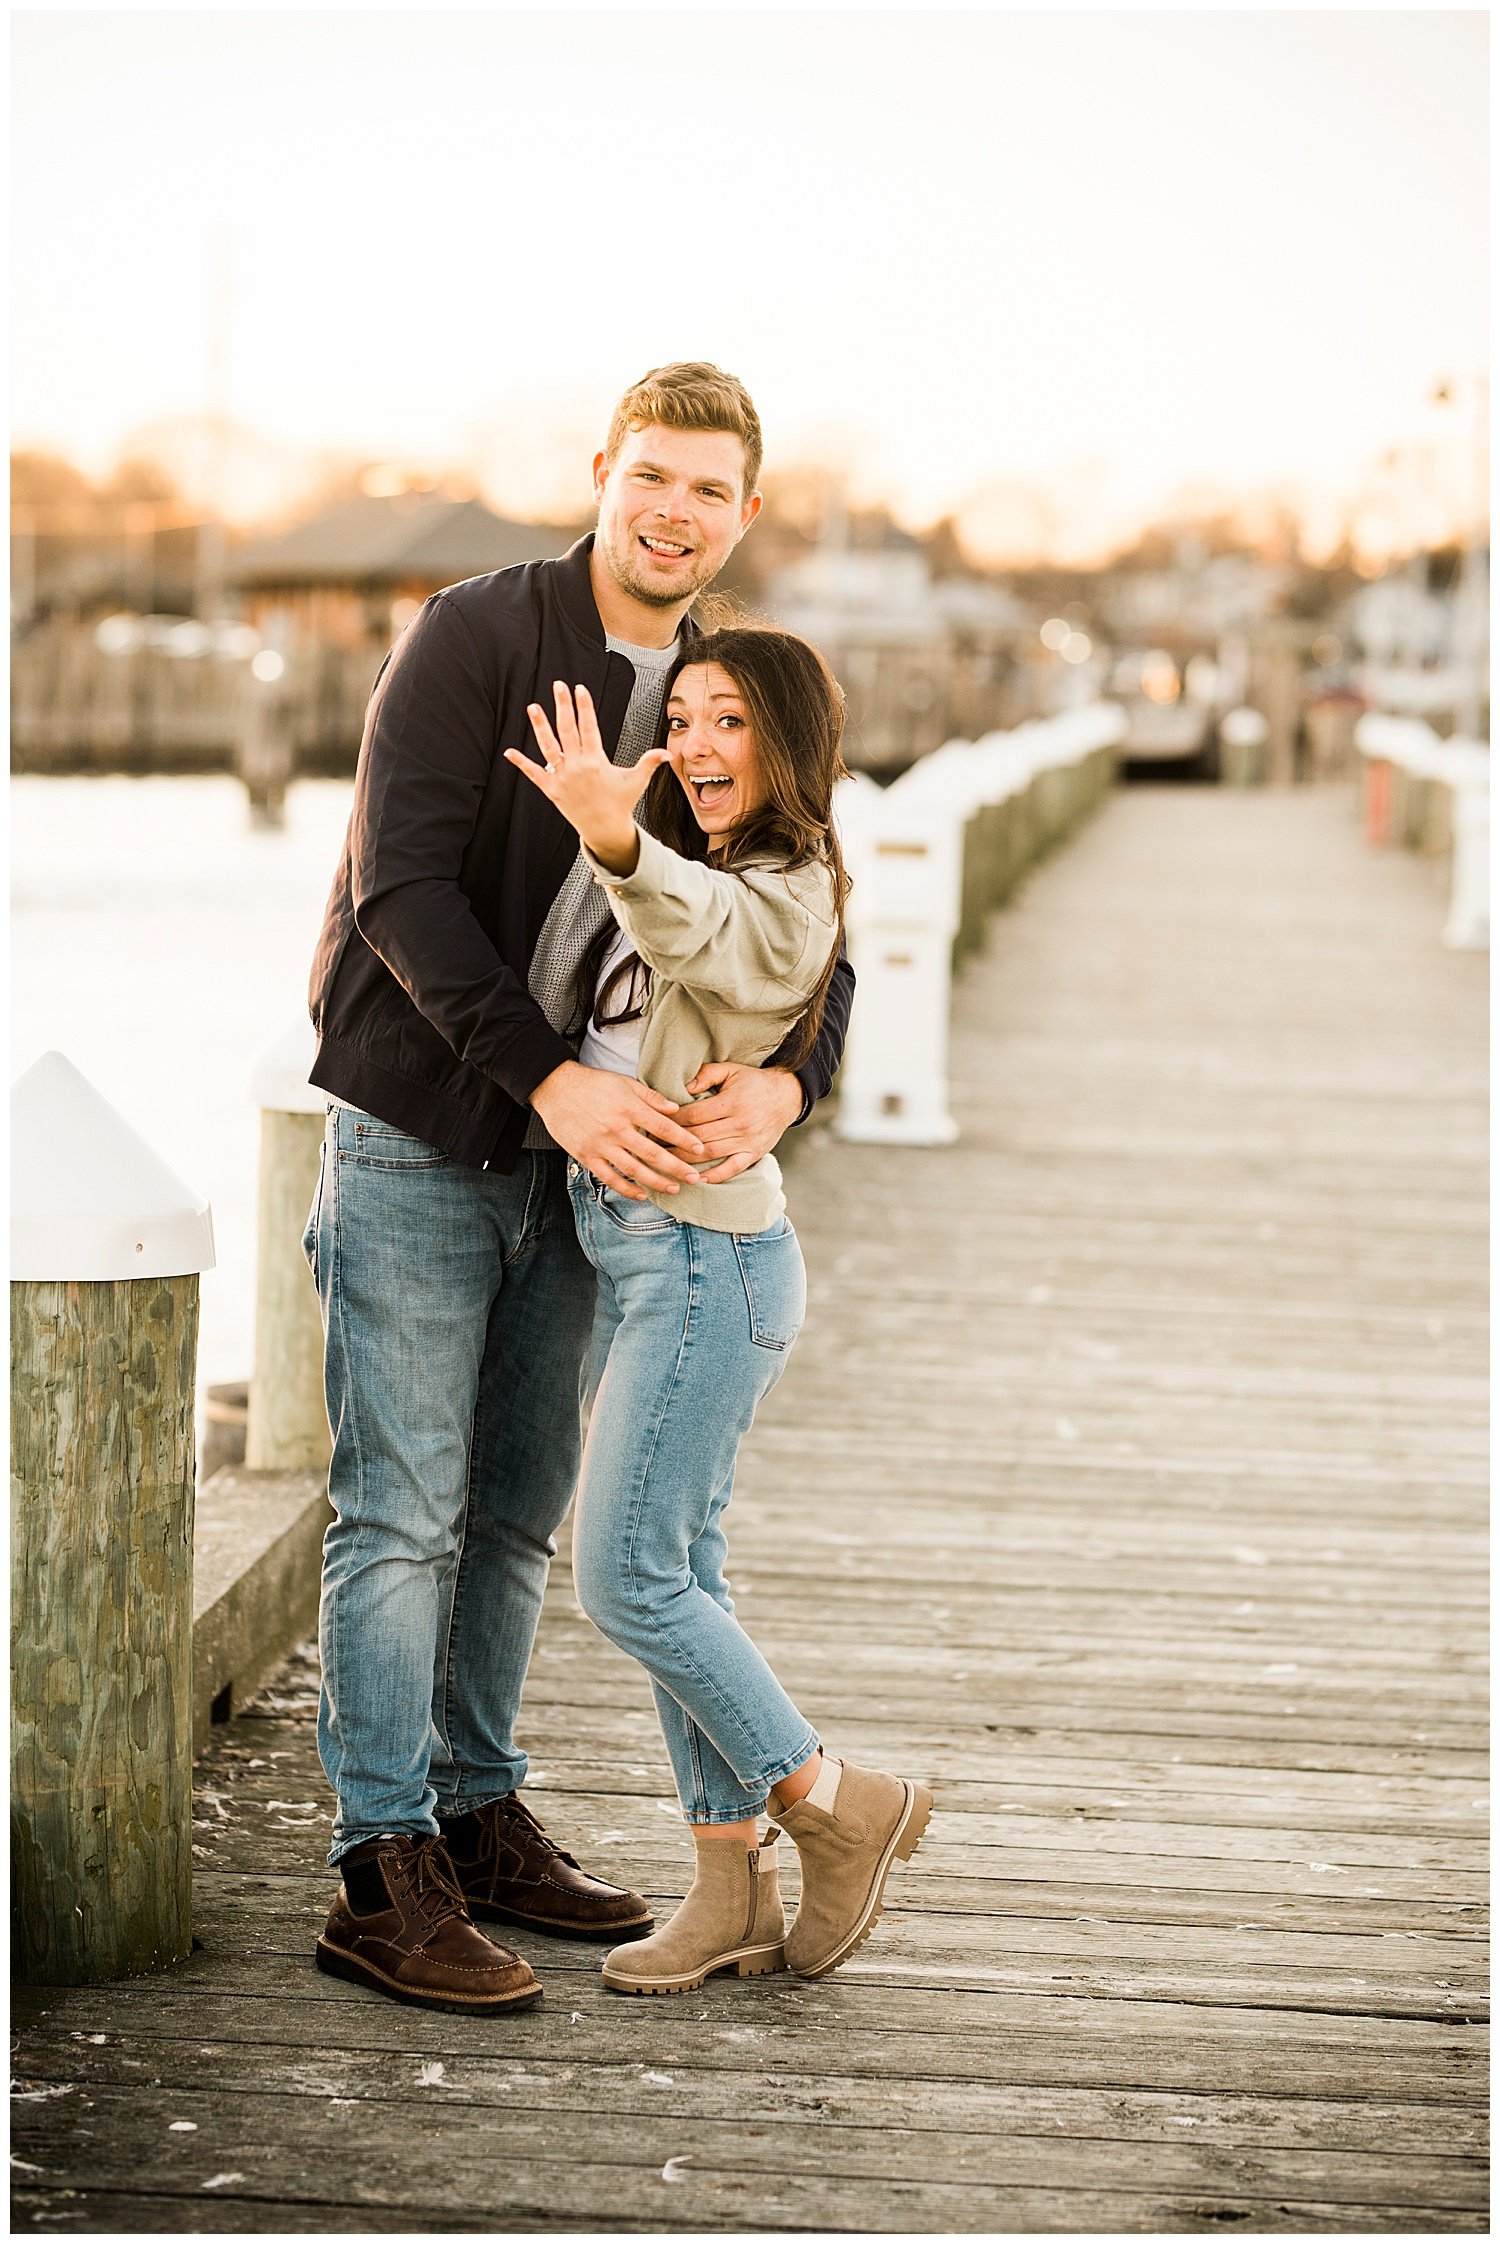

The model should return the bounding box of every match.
[304,1106,595,1862]
[567,1162,820,1824]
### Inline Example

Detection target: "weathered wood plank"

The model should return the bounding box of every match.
[192,1762,1488,1872]
[196,1747,1490,1839]
[109,1863,1500,1940]
[232,1690,1490,1770]
[11,2082,1489,2216]
[213,1875,1491,1997]
[217,1697,1489,1782]
[13,1959,1486,2085]
[15,2033,1490,2156]
[116,1876,1492,2022]
[182,1814,1487,1906]
[12,2182,1486,2236]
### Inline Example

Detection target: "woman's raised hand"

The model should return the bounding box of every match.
[504,682,671,876]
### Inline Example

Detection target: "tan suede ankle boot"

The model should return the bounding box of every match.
[768,1757,932,1978]
[601,1834,786,1996]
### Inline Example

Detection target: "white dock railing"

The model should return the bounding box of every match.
[835,704,1124,1144]
[1353,713,1489,951]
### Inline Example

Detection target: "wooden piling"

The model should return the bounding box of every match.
[237,669,295,829]
[1248,621,1309,784]
[11,1274,198,1983]
[11,1049,214,1985]
[245,1108,330,1473]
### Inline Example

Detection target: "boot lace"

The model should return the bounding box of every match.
[394,1836,470,1929]
[483,1793,581,1874]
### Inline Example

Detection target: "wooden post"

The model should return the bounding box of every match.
[1247,623,1306,786]
[238,661,296,830]
[202,1379,249,1479]
[10,1053,214,1985]
[1305,693,1361,780]
[246,1022,331,1475]
[1443,782,1489,950]
[12,1277,198,1980]
[1220,707,1270,788]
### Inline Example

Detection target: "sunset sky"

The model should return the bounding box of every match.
[11,7,1488,561]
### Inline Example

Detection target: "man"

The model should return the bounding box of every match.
[303,363,854,2013]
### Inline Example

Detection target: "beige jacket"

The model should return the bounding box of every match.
[583,827,839,1233]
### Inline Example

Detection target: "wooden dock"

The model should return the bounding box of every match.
[12,782,1488,2233]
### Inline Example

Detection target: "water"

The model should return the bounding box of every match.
[12,774,357,1398]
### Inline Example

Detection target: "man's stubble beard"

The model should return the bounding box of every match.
[599,519,725,612]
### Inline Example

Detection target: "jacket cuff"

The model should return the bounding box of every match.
[581,827,665,893]
[504,1019,581,1109]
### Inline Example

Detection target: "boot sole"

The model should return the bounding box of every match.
[315,1939,543,2015]
[468,1900,655,1942]
[602,1941,787,1996]
[792,1780,934,1980]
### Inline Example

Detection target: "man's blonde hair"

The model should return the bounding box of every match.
[603,362,763,495]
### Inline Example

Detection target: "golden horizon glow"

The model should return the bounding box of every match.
[12,10,1488,568]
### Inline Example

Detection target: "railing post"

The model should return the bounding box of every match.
[1353,715,1490,952]
[1443,782,1490,951]
[245,1022,330,1474]
[837,705,1122,1147]
[837,797,963,1146]
[1220,707,1270,788]
[10,1052,215,1984]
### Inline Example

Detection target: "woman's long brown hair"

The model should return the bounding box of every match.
[572,626,850,1068]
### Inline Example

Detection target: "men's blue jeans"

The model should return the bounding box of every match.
[567,1163,820,1824]
[304,1106,595,1862]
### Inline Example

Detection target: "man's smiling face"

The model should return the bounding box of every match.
[593,425,759,614]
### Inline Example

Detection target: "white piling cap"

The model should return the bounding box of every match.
[1221,707,1270,749]
[12,1052,216,1281]
[247,1017,324,1114]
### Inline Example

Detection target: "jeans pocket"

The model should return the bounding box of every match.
[343,1112,452,1170]
[598,1182,680,1236]
[732,1221,806,1351]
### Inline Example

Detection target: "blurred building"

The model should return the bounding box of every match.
[1096,540,1290,651]
[12,475,581,773]
[205,490,576,767]
[1341,547,1489,735]
[765,520,1036,774]
[11,470,208,627]
[232,491,575,656]
[1347,566,1456,668]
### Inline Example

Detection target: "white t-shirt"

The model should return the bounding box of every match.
[578,922,644,1079]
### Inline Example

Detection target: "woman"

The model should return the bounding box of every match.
[506,629,930,1997]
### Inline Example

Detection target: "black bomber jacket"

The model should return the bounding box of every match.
[308,535,854,1170]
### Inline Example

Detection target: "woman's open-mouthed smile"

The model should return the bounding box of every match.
[667,663,765,843]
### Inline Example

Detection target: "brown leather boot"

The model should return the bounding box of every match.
[316,1834,542,2014]
[438,1794,653,1942]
